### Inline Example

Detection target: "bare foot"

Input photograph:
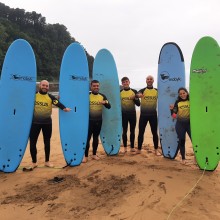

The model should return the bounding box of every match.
[92,155,100,160]
[136,150,141,154]
[82,157,88,163]
[32,163,38,169]
[181,159,186,165]
[155,149,162,156]
[45,162,54,168]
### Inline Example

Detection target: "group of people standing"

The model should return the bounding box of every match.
[30,76,191,169]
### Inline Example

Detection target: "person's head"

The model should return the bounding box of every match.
[178,87,189,100]
[121,76,130,89]
[39,80,49,94]
[146,75,154,87]
[91,80,100,94]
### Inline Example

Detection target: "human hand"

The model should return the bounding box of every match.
[169,104,174,110]
[63,108,71,112]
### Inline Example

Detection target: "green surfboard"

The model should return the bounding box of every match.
[190,36,220,171]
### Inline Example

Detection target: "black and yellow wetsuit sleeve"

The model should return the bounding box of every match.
[89,92,111,121]
[48,93,66,109]
[33,92,66,124]
[120,88,140,114]
[138,87,158,116]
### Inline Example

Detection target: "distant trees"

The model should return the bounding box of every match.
[0,3,94,81]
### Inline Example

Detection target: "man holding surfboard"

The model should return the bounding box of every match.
[137,75,161,156]
[83,80,111,163]
[120,77,140,154]
[29,80,71,169]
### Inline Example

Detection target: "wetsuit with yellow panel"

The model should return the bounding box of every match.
[30,92,66,163]
[120,88,140,149]
[85,91,111,157]
[138,87,159,150]
[171,98,191,160]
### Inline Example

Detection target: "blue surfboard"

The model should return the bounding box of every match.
[93,49,122,155]
[59,42,89,166]
[0,39,36,173]
[157,42,185,159]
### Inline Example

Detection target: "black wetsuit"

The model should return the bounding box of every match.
[171,98,191,160]
[137,87,159,150]
[29,92,66,163]
[120,88,140,148]
[84,91,111,157]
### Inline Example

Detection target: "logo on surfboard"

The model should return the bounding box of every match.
[70,75,88,81]
[160,72,181,83]
[192,69,207,74]
[10,74,35,81]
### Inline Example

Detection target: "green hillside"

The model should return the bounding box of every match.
[0,2,94,81]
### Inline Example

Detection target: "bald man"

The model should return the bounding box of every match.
[29,80,70,168]
[136,75,161,156]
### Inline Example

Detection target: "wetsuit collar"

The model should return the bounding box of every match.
[124,87,130,91]
[39,90,48,95]
[92,91,99,95]
[147,86,153,89]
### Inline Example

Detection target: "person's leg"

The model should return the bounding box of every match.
[149,115,160,155]
[138,115,148,152]
[175,121,186,163]
[122,113,129,152]
[42,123,53,167]
[129,114,136,151]
[29,123,41,165]
[92,120,102,159]
[83,121,93,162]
[186,121,191,140]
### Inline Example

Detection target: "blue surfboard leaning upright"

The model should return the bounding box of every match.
[0,39,36,173]
[93,49,122,155]
[59,42,89,166]
[157,42,185,159]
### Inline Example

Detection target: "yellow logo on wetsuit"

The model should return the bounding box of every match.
[177,100,190,120]
[140,88,158,115]
[89,93,105,120]
[120,89,136,113]
[34,93,53,122]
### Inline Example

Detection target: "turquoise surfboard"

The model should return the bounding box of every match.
[190,36,220,171]
[0,39,36,173]
[93,49,122,155]
[158,42,185,159]
[59,42,89,166]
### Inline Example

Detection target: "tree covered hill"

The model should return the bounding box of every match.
[0,2,94,81]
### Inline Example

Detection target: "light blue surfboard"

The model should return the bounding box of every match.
[158,42,185,159]
[93,49,122,155]
[0,39,36,173]
[59,42,89,166]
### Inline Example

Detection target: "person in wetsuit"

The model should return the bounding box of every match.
[136,75,161,156]
[170,87,191,164]
[29,80,71,168]
[82,80,111,163]
[120,76,140,154]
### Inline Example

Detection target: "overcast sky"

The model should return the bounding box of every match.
[1,0,220,88]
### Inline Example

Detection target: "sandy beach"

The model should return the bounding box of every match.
[0,108,219,220]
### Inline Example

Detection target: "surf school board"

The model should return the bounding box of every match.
[59,42,89,166]
[190,36,220,171]
[0,39,36,173]
[158,42,185,159]
[93,49,122,155]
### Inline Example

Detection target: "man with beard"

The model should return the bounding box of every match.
[29,80,71,168]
